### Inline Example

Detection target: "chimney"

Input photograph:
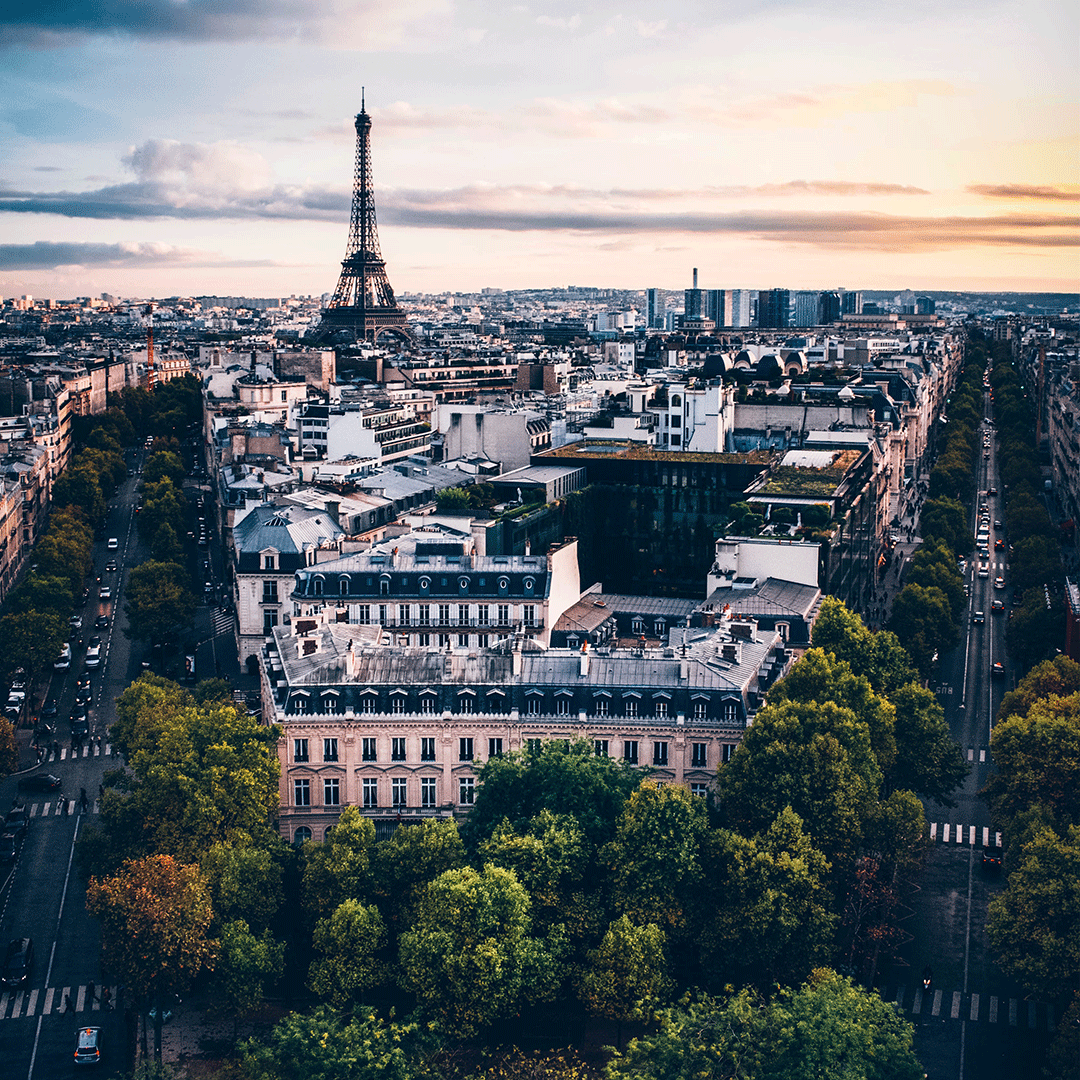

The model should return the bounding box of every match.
[692,267,698,289]
[679,646,689,681]
[345,639,356,678]
[579,641,589,677]
[324,499,340,525]
[512,636,523,676]
[730,619,756,641]
[721,642,741,665]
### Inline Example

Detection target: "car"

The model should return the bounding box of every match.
[198,535,208,547]
[17,773,61,793]
[991,599,1005,613]
[995,538,1005,550]
[75,685,92,707]
[105,560,118,572]
[85,641,102,669]
[69,614,83,631]
[982,838,1004,870]
[95,614,110,629]
[54,642,72,670]
[991,661,1005,678]
[0,832,18,864]
[40,697,59,720]
[107,537,118,550]
[989,486,998,495]
[74,1026,102,1066]
[71,715,90,739]
[1,938,34,990]
[135,502,143,513]
[4,694,24,720]
[972,611,985,624]
[978,565,990,578]
[4,807,29,840]
[958,559,967,574]
[98,586,111,600]
[994,520,1002,529]
[994,576,1005,590]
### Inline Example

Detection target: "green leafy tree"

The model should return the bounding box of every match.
[151,521,183,563]
[110,673,192,760]
[86,854,218,1062]
[398,864,564,1036]
[887,682,968,803]
[578,915,673,1026]
[8,573,74,620]
[465,738,642,854]
[308,899,387,1008]
[51,462,106,523]
[698,807,837,990]
[919,496,972,557]
[301,807,377,925]
[810,598,917,696]
[998,655,1080,724]
[215,918,285,1034]
[1005,591,1066,676]
[143,450,185,488]
[0,609,65,685]
[605,783,706,937]
[201,842,284,933]
[125,559,196,651]
[888,583,957,677]
[907,544,966,626]
[1009,535,1063,593]
[984,692,1080,825]
[988,825,1080,1000]
[0,717,18,780]
[240,1005,429,1080]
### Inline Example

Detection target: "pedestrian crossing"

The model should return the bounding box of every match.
[21,799,106,818]
[32,742,117,763]
[211,607,233,636]
[0,984,118,1020]
[964,746,991,763]
[924,822,1003,848]
[882,984,1055,1031]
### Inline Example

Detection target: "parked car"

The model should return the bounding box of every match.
[0,832,18,864]
[17,773,61,793]
[0,938,33,989]
[3,807,29,840]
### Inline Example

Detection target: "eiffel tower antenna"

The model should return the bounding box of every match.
[319,94,409,342]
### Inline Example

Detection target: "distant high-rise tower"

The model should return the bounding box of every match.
[646,288,664,328]
[684,267,704,320]
[757,288,791,328]
[320,94,409,342]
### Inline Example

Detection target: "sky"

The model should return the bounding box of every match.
[0,0,1077,300]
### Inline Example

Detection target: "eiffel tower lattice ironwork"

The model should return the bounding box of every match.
[321,94,409,341]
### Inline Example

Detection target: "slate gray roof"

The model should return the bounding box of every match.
[698,577,820,619]
[233,503,343,554]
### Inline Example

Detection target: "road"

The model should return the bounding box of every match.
[878,382,1056,1078]
[0,446,163,1079]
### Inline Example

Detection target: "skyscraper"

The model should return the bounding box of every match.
[646,288,664,329]
[757,289,791,328]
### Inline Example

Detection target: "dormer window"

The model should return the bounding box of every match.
[262,553,277,570]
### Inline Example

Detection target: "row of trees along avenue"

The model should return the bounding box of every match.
[79,595,972,1079]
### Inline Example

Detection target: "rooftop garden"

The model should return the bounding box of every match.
[758,449,861,497]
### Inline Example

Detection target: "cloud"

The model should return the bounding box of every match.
[967,183,1080,202]
[0,0,448,49]
[0,241,277,270]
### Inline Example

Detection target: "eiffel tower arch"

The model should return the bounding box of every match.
[318,95,410,343]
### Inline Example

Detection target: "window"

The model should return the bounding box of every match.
[488,738,503,758]
[594,697,609,717]
[439,604,451,626]
[391,695,406,714]
[263,610,278,633]
[293,778,310,806]
[291,693,310,714]
[421,737,436,761]
[722,701,738,724]
[459,693,473,713]
[722,743,735,764]
[623,741,638,765]
[526,696,541,716]
[391,737,406,761]
[459,777,475,805]
[379,604,388,626]
[418,632,430,647]
[324,777,340,806]
[438,634,451,649]
[421,695,437,714]
[497,604,510,626]
[458,634,469,648]
[262,580,278,602]
[263,554,276,571]
[362,778,378,808]
[421,777,436,807]
[478,604,489,625]
[322,693,339,714]
[653,742,669,766]
[523,604,536,627]
[555,696,570,715]
[632,617,644,635]
[594,739,609,757]
[357,604,371,625]
[398,604,410,626]
[624,699,638,718]
[655,700,668,719]
[323,738,338,762]
[362,738,377,761]
[392,778,407,808]
[478,633,489,647]
[691,743,707,768]
[693,701,707,720]
[419,604,430,626]
[293,738,309,763]
[654,619,666,637]
[458,604,469,626]
[691,783,708,798]
[459,737,474,761]
[360,695,376,714]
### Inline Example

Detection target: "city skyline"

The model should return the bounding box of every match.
[1,0,1077,300]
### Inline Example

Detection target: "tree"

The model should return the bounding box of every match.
[0,717,18,781]
[86,854,217,1062]
[605,783,706,938]
[240,1005,428,1080]
[201,841,284,933]
[810,598,917,696]
[308,899,386,1008]
[8,572,74,620]
[464,739,642,854]
[143,450,185,488]
[998,655,1080,724]
[888,583,957,677]
[398,864,564,1036]
[51,463,106,524]
[215,918,285,1035]
[125,559,196,651]
[699,807,836,990]
[110,673,192,761]
[906,545,966,626]
[988,825,1080,1000]
[606,971,923,1080]
[1005,591,1066,676]
[301,807,377,925]
[984,692,1080,825]
[1010,535,1064,593]
[151,521,183,563]
[887,682,968,803]
[578,915,672,1029]
[0,609,64,685]
[919,497,972,557]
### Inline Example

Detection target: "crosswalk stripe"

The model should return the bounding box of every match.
[980,749,986,763]
[951,991,961,1019]
[931,989,942,1017]
[26,989,37,1016]
[930,822,937,841]
[970,993,979,1021]
[11,992,23,1019]
[0,986,119,1020]
[76,985,86,1012]
[43,988,54,1015]
[943,823,951,843]
[1009,998,1017,1026]
[967,748,973,761]
[0,994,8,1016]
[990,996,999,1023]
[895,986,904,1008]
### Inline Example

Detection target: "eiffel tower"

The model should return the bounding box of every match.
[319,93,409,342]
